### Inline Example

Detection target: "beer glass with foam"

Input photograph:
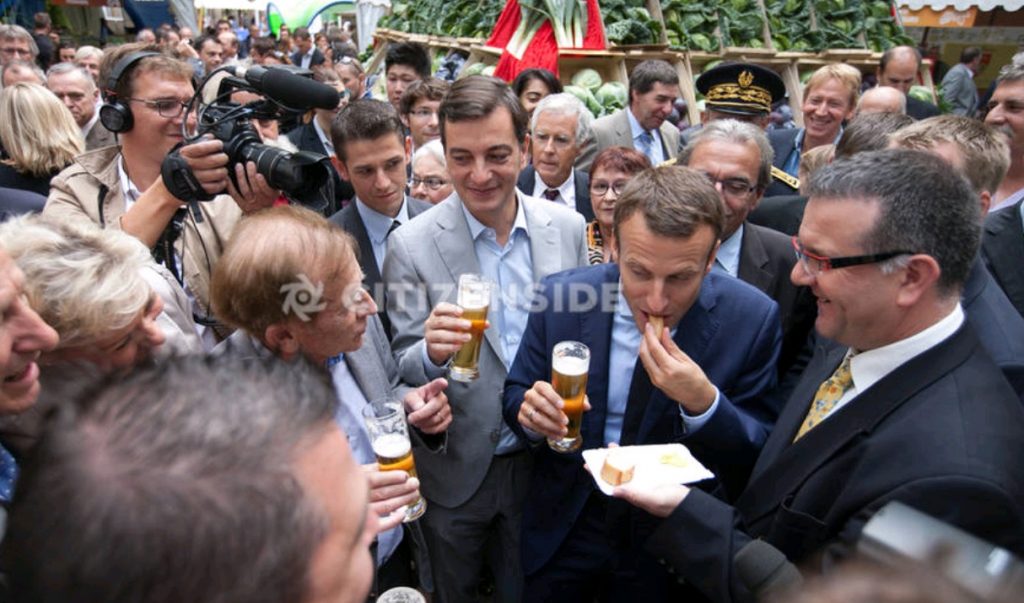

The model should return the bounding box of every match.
[362,400,426,522]
[548,341,590,453]
[449,273,492,383]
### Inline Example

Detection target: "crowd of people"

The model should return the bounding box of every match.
[0,11,1022,603]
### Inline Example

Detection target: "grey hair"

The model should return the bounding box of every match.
[45,61,96,91]
[74,45,103,62]
[530,92,594,146]
[0,25,38,58]
[681,119,774,191]
[1,59,46,86]
[3,353,337,603]
[806,149,980,298]
[997,62,1024,86]
[0,215,154,348]
[412,138,447,170]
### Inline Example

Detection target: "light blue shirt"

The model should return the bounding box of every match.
[781,127,844,178]
[419,195,535,454]
[626,107,666,165]
[355,197,410,275]
[463,199,533,454]
[327,353,402,566]
[604,288,720,445]
[712,224,743,277]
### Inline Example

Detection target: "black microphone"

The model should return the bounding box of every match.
[226,65,339,110]
[734,539,804,600]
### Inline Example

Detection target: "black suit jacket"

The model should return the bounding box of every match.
[516,165,596,222]
[329,196,433,337]
[646,323,1024,602]
[906,95,941,120]
[737,223,816,377]
[286,122,353,215]
[290,48,326,68]
[764,128,801,198]
[982,200,1024,319]
[748,194,807,237]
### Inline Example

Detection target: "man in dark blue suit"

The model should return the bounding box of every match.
[503,166,783,601]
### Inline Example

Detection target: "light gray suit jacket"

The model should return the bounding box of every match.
[940,63,978,117]
[575,107,681,172]
[384,192,588,508]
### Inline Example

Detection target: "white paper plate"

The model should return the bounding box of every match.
[582,443,715,496]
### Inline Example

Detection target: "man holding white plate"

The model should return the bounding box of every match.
[502,165,783,602]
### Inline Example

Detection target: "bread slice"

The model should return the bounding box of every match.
[601,449,635,486]
[648,315,664,334]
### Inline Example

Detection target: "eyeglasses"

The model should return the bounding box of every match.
[129,97,189,118]
[1,47,31,58]
[409,108,437,119]
[410,176,449,190]
[335,55,363,71]
[791,236,913,276]
[590,181,628,197]
[698,171,756,198]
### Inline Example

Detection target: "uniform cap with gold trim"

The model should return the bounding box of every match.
[696,62,786,117]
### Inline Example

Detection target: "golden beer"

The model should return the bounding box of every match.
[373,433,427,521]
[449,274,492,383]
[548,341,591,453]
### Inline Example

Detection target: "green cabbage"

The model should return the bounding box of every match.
[595,82,628,110]
[908,85,935,104]
[571,68,603,93]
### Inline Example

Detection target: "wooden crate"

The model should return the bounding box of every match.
[557,49,628,86]
[457,44,503,79]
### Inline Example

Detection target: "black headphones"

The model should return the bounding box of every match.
[99,51,161,134]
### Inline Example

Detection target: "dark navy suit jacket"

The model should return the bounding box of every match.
[516,165,596,222]
[502,263,783,576]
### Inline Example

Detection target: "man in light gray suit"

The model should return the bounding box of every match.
[384,76,588,603]
[46,62,117,151]
[576,59,681,172]
[209,205,452,600]
[940,47,982,117]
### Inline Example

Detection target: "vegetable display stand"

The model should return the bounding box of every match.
[602,0,667,46]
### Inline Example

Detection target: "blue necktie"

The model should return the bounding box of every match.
[637,130,656,163]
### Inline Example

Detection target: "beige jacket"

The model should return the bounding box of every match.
[44,146,241,320]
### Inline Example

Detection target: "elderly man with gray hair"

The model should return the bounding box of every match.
[516,92,596,221]
[47,62,116,150]
[680,118,816,377]
[0,25,37,67]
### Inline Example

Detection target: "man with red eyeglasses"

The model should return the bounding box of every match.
[611,149,1024,601]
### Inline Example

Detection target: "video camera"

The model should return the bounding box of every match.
[161,64,341,207]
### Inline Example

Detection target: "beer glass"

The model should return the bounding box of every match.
[548,341,590,453]
[449,273,492,383]
[362,400,426,522]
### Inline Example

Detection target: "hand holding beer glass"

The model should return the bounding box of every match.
[448,274,492,383]
[547,341,591,452]
[362,400,427,522]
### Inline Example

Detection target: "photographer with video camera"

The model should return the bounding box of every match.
[43,43,322,345]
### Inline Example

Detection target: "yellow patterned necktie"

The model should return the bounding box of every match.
[794,355,854,441]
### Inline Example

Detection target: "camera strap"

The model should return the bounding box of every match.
[161,143,216,203]
[152,207,188,285]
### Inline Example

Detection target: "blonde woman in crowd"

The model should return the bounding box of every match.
[0,82,83,196]
[0,215,201,454]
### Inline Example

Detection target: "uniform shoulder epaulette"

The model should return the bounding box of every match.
[770,165,800,191]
